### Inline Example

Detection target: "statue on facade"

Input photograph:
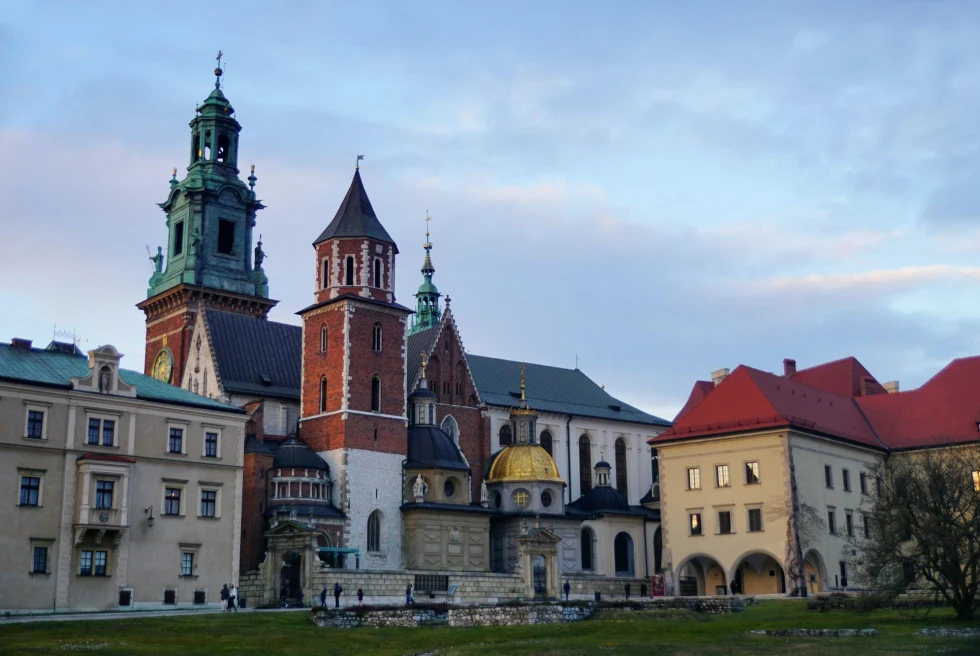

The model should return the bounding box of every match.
[480,480,489,507]
[254,237,266,270]
[413,474,427,501]
[150,246,164,274]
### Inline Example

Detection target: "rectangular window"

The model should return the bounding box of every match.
[181,552,194,577]
[173,220,184,256]
[902,561,916,586]
[88,418,101,445]
[839,560,848,586]
[862,512,871,539]
[169,428,183,454]
[32,546,48,574]
[26,410,44,439]
[95,480,114,509]
[748,508,763,532]
[94,551,107,576]
[845,511,854,537]
[200,490,217,518]
[689,512,702,536]
[718,510,732,534]
[842,469,851,492]
[217,219,235,255]
[824,465,833,489]
[827,509,836,534]
[164,487,182,516]
[745,461,760,484]
[87,418,116,447]
[860,472,868,495]
[204,432,218,458]
[973,470,980,493]
[687,467,701,490]
[715,465,730,487]
[19,476,41,506]
[102,420,115,446]
[79,550,93,576]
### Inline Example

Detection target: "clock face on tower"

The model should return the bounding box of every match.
[152,348,174,383]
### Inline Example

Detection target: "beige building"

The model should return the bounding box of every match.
[0,338,247,612]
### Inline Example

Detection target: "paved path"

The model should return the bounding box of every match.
[0,607,306,625]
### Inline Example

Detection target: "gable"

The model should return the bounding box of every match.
[406,310,482,407]
[205,310,302,401]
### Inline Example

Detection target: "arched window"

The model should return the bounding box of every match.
[615,438,629,495]
[372,323,382,352]
[203,130,212,160]
[455,362,466,402]
[216,133,229,163]
[540,430,554,456]
[579,435,592,493]
[319,376,327,413]
[441,415,459,444]
[321,259,329,289]
[373,258,382,288]
[581,528,595,570]
[371,375,381,412]
[367,510,381,552]
[499,424,513,447]
[320,324,327,353]
[651,448,659,484]
[345,256,355,286]
[614,532,635,577]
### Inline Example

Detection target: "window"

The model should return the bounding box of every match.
[842,469,851,492]
[95,480,114,509]
[581,528,594,570]
[32,546,48,574]
[443,479,455,499]
[163,588,177,605]
[748,508,763,532]
[579,435,592,493]
[615,438,628,495]
[94,551,107,576]
[845,511,854,537]
[164,487,182,516]
[19,475,41,506]
[687,467,701,490]
[839,561,848,587]
[204,432,218,458]
[181,552,194,577]
[216,133,229,163]
[860,472,869,495]
[320,324,327,353]
[718,510,732,534]
[827,509,836,534]
[372,323,382,352]
[689,512,702,536]
[651,448,659,483]
[972,470,980,492]
[863,512,871,538]
[168,427,184,454]
[345,256,354,286]
[26,409,45,439]
[319,376,327,413]
[370,375,381,412]
[200,490,217,518]
[824,465,833,489]
[499,424,513,447]
[541,490,553,507]
[87,417,116,447]
[513,489,530,508]
[217,219,235,255]
[367,510,381,552]
[373,258,382,288]
[715,464,730,487]
[174,220,185,256]
[540,430,553,456]
[902,561,916,586]
[79,550,108,576]
[321,259,329,289]
[745,461,760,484]
[79,550,93,576]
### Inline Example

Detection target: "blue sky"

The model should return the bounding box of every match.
[2,1,980,419]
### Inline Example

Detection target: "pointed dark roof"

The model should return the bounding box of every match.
[206,310,302,401]
[313,169,396,249]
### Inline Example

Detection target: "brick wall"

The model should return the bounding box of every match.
[241,450,274,573]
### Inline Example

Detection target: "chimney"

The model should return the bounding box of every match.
[711,368,730,386]
[11,338,32,350]
[783,358,797,377]
[883,381,900,394]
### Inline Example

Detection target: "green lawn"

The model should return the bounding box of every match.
[1,601,979,655]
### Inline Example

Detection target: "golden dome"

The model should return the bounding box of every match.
[486,444,564,484]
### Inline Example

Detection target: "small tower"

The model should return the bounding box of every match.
[409,215,441,335]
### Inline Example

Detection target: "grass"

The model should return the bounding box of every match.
[1,600,979,655]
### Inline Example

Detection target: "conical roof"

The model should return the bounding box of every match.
[314,169,396,249]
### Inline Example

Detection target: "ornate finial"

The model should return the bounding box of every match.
[519,363,526,402]
[425,212,431,245]
[248,164,257,190]
[356,154,364,170]
[214,50,224,88]
[170,167,178,187]
[420,352,428,378]
[445,295,451,307]
[600,444,606,457]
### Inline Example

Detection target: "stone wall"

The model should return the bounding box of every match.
[563,574,650,600]
[310,602,595,628]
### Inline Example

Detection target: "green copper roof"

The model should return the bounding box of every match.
[0,342,243,413]
[410,235,441,335]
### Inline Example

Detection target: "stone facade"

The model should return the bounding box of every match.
[402,508,491,571]
[310,602,595,628]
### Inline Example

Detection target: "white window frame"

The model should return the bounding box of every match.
[745,460,761,485]
[93,476,118,510]
[688,510,703,536]
[687,467,701,490]
[162,480,188,518]
[320,256,330,289]
[179,543,201,578]
[373,257,383,288]
[24,402,50,440]
[201,425,222,459]
[78,548,111,577]
[166,421,189,455]
[30,538,55,574]
[18,468,45,507]
[715,464,730,488]
[747,505,764,533]
[163,586,179,605]
[197,483,222,519]
[84,411,121,448]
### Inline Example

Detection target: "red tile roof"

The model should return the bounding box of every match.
[77,453,137,464]
[790,357,887,398]
[674,380,715,422]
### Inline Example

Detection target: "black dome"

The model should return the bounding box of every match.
[406,426,470,471]
[409,386,437,401]
[273,438,329,473]
[594,460,612,469]
[569,485,630,513]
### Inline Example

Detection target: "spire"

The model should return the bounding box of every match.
[409,212,442,335]
[313,168,396,247]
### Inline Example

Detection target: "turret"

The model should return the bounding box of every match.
[409,214,441,334]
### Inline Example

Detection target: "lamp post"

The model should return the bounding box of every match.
[145,506,155,528]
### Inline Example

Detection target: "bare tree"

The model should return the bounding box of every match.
[849,447,980,620]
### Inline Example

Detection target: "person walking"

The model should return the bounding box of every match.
[229,584,238,612]
[640,582,648,598]
[333,581,343,608]
[405,583,415,605]
[220,584,230,612]
[624,583,631,600]
[357,588,364,605]
[320,585,327,608]
[563,580,571,601]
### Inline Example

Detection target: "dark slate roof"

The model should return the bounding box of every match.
[467,355,671,427]
[265,503,346,519]
[401,502,496,514]
[313,169,396,248]
[296,294,413,317]
[244,434,276,455]
[272,438,329,472]
[206,310,302,401]
[567,486,631,513]
[407,325,440,387]
[406,426,470,471]
[0,343,241,413]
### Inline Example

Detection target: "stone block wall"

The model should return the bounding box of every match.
[563,574,650,600]
[309,602,595,629]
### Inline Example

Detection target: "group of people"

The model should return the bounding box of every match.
[560,580,649,601]
[319,583,418,608]
[220,583,239,612]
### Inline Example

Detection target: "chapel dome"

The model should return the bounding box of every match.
[272,438,329,473]
[406,425,469,471]
[485,444,564,484]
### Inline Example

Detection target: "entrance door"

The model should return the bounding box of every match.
[532,555,547,596]
[280,552,302,601]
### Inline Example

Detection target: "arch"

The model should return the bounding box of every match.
[614,437,628,495]
[440,414,459,444]
[676,553,728,596]
[580,527,595,570]
[654,527,663,573]
[216,133,230,163]
[499,424,513,447]
[370,375,381,412]
[372,322,383,352]
[579,435,592,493]
[320,324,327,353]
[803,549,828,594]
[614,532,635,577]
[532,554,547,596]
[321,258,329,289]
[367,510,382,552]
[730,550,786,595]
[319,376,327,413]
[373,258,382,288]
[345,256,355,286]
[540,430,554,456]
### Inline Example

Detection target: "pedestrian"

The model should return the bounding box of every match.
[333,581,343,608]
[229,584,238,612]
[624,582,631,599]
[220,584,229,612]
[406,583,415,605]
[320,585,327,608]
[729,579,737,596]
[563,580,571,601]
[640,582,648,598]
[357,588,364,605]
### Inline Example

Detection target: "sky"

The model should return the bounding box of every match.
[2,1,980,420]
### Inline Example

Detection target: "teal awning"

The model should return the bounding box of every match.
[316,547,360,554]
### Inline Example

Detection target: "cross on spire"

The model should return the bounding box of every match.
[214,50,224,88]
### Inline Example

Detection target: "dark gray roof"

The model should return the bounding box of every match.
[406,426,470,471]
[273,438,329,472]
[265,503,346,519]
[407,325,440,387]
[207,310,301,401]
[244,434,277,455]
[467,355,671,427]
[401,502,495,514]
[567,485,630,513]
[313,169,396,248]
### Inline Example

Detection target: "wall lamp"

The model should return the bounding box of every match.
[145,506,155,528]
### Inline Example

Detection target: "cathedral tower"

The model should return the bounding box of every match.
[409,216,441,335]
[298,165,412,567]
[138,58,275,385]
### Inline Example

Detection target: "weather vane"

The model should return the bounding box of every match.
[356,154,364,169]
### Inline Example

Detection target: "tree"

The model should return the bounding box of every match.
[851,447,980,620]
